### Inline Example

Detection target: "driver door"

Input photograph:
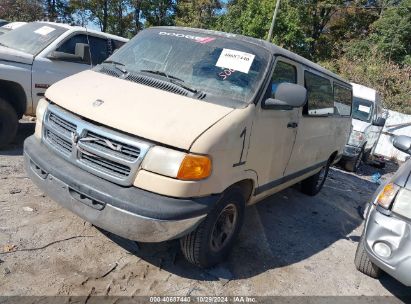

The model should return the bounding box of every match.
[249,58,300,197]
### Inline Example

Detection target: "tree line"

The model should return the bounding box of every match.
[0,0,410,113]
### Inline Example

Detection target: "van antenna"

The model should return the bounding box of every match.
[80,0,92,68]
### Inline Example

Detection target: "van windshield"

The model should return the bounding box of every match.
[0,23,67,55]
[352,97,374,122]
[100,28,270,107]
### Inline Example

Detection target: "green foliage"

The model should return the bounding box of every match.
[0,0,43,22]
[321,49,411,114]
[141,0,176,27]
[175,0,222,28]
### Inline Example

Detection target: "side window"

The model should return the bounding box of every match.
[271,61,297,98]
[304,71,333,116]
[88,36,109,65]
[56,34,110,65]
[334,84,352,116]
[56,34,89,55]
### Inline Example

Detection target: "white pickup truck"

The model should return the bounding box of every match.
[0,22,128,147]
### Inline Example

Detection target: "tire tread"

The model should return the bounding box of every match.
[354,233,381,278]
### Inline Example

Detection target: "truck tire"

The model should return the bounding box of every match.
[345,148,364,172]
[354,232,381,278]
[301,160,330,196]
[180,187,245,268]
[0,98,18,149]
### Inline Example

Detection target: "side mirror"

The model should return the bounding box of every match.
[373,117,386,127]
[393,136,411,155]
[75,43,91,64]
[262,83,307,110]
[48,43,90,64]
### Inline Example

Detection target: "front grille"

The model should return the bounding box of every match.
[45,129,72,155]
[80,153,131,178]
[80,131,140,162]
[49,112,76,136]
[43,104,151,186]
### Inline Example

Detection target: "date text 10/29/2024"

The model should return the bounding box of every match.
[149,296,257,303]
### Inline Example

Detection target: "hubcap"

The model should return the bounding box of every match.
[210,204,238,252]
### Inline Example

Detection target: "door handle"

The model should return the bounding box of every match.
[287,122,298,129]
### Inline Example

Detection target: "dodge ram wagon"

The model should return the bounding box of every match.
[24,27,353,267]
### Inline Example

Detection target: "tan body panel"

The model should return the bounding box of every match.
[45,70,233,150]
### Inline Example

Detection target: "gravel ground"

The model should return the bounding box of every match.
[0,120,410,301]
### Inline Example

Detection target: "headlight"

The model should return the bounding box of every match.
[392,188,411,219]
[375,183,400,209]
[34,99,49,140]
[348,130,365,147]
[142,146,212,181]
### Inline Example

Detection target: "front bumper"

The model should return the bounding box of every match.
[342,144,362,159]
[365,207,411,286]
[24,136,220,242]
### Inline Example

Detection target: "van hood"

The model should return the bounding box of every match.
[0,46,34,65]
[45,70,235,150]
[352,118,371,133]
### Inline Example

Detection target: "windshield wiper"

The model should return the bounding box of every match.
[140,69,184,82]
[103,60,128,74]
[139,69,205,96]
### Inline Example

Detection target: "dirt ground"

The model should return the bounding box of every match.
[0,120,410,301]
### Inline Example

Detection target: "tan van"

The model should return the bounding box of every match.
[24,27,353,267]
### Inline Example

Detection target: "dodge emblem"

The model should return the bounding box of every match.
[93,99,104,107]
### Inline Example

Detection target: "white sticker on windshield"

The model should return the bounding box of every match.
[359,105,371,113]
[216,49,255,74]
[34,26,55,36]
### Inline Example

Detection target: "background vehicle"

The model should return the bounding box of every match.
[342,83,386,172]
[24,27,352,268]
[0,21,128,148]
[355,135,411,286]
[0,19,8,27]
[0,22,27,35]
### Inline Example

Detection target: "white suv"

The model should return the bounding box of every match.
[0,22,128,147]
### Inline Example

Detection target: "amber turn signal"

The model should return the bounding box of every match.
[177,154,212,181]
[376,183,399,209]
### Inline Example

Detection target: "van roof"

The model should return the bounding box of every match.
[351,82,377,101]
[33,21,129,42]
[154,26,351,86]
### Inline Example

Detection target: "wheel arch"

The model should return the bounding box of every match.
[0,80,27,118]
[225,179,255,204]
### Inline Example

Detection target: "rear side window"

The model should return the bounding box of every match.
[271,61,297,97]
[304,71,333,116]
[334,84,352,116]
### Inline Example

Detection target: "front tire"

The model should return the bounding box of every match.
[354,232,381,278]
[0,97,18,149]
[180,188,245,268]
[301,161,330,196]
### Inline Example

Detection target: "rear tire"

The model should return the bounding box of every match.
[180,188,245,268]
[0,97,18,149]
[354,232,381,278]
[301,160,330,196]
[345,148,364,172]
